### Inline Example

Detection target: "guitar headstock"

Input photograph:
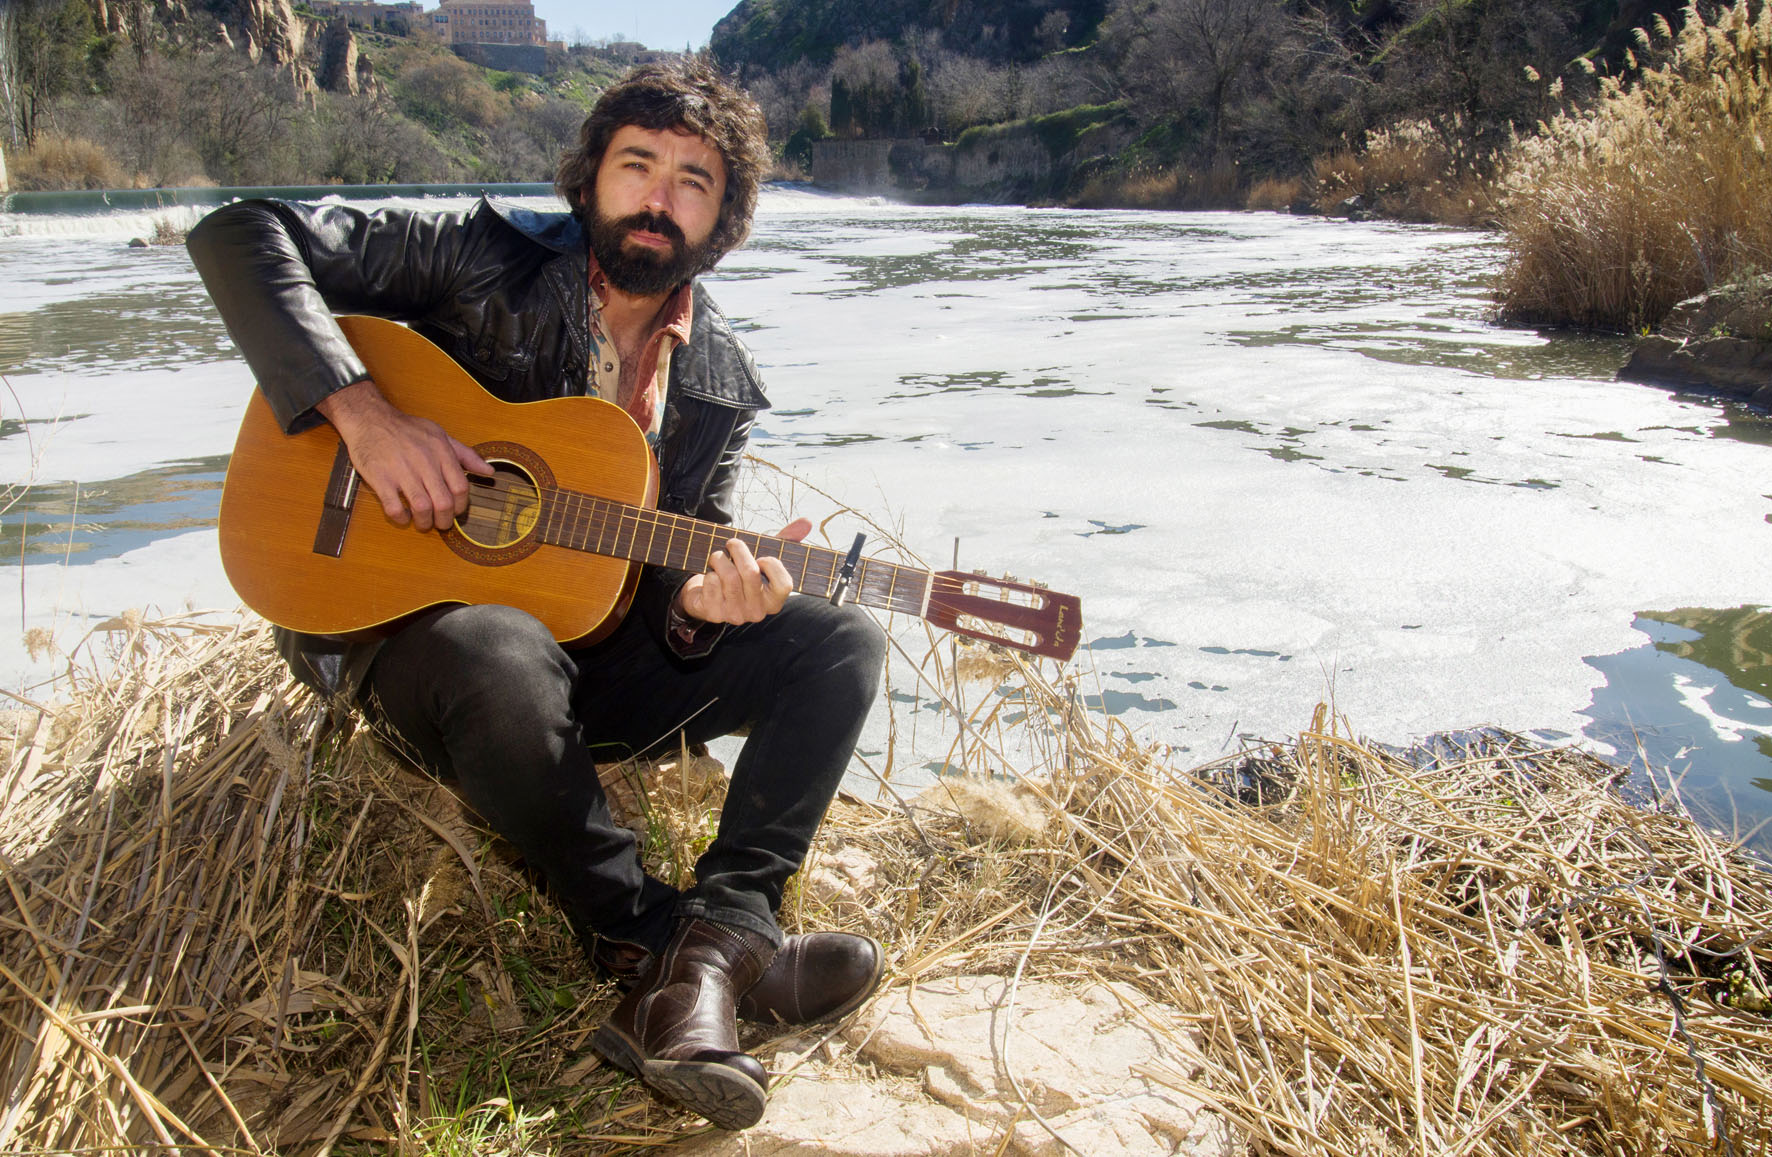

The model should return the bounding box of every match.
[925,571,1083,661]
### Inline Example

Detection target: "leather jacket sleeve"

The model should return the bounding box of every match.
[186,198,484,432]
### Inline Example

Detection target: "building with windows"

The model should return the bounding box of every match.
[310,2,424,31]
[432,0,547,47]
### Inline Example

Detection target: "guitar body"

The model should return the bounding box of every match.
[218,315,655,644]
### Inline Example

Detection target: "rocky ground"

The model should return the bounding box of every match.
[1621,274,1772,406]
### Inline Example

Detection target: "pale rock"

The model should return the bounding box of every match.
[597,749,729,837]
[318,17,359,96]
[682,976,1238,1155]
[846,974,1232,1157]
[675,1061,983,1156]
[1621,273,1772,403]
[801,840,881,917]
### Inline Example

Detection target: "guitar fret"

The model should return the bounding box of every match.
[573,493,592,551]
[695,522,720,571]
[550,490,569,546]
[537,490,558,543]
[608,500,631,557]
[563,491,582,549]
[523,484,1067,657]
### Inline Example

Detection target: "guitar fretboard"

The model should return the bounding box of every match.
[534,486,932,617]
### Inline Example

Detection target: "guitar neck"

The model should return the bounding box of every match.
[535,485,932,617]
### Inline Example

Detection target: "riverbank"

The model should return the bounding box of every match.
[2,614,1768,1155]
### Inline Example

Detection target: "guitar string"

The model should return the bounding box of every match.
[458,482,938,617]
[456,480,1064,645]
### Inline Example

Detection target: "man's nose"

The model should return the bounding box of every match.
[641,173,674,214]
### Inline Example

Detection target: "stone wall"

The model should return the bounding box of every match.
[450,42,549,74]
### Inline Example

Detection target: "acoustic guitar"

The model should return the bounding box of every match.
[217,315,1083,661]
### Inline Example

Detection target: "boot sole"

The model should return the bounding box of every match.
[591,1023,768,1131]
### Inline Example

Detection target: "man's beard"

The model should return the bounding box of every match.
[587,207,716,296]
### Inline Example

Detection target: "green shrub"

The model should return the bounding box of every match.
[1496,1,1772,331]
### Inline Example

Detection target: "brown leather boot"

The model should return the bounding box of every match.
[591,918,776,1130]
[737,931,883,1025]
[591,930,883,1026]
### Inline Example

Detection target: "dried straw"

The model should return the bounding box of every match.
[2,611,1769,1155]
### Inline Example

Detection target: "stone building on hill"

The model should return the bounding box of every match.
[310,2,424,33]
[432,0,548,46]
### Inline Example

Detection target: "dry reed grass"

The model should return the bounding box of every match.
[1310,120,1497,227]
[1496,1,1772,332]
[1245,176,1306,214]
[3,610,1770,1155]
[1071,164,1245,211]
[8,136,127,193]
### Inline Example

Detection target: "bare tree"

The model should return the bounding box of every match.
[926,51,1013,136]
[9,0,98,148]
[1104,0,1288,165]
[182,50,301,184]
[1379,0,1575,172]
[0,1,18,153]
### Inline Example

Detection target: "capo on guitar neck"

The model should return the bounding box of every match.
[830,533,866,606]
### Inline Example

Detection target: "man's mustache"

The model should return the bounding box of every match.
[616,210,686,247]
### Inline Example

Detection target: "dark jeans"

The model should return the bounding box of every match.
[362,597,885,951]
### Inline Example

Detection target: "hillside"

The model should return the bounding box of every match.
[709,0,1700,213]
[0,0,651,190]
[711,0,1108,72]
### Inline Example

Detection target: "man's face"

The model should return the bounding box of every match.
[587,124,728,296]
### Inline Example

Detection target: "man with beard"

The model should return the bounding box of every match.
[186,62,887,1131]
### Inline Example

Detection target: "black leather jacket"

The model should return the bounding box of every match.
[187,196,770,696]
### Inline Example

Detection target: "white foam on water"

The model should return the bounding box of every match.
[3,191,1770,804]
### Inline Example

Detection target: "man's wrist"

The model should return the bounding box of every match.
[315,378,383,435]
[667,598,707,643]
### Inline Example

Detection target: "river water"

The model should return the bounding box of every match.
[4,186,1771,844]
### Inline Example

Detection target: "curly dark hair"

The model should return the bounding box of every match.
[555,60,769,270]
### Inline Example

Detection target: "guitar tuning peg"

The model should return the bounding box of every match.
[971,568,986,577]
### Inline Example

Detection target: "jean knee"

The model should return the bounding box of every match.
[413,604,574,695]
[825,604,887,698]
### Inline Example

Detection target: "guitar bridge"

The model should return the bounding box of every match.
[312,440,359,558]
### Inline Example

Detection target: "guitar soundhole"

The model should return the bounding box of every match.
[458,462,541,549]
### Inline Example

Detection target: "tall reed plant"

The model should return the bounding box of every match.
[1497,1,1772,332]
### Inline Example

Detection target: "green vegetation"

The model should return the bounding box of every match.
[716,0,1696,196]
[956,102,1128,162]
[1496,1,1772,331]
[0,0,634,190]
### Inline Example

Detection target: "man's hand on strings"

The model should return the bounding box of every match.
[676,518,813,626]
[318,379,493,532]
